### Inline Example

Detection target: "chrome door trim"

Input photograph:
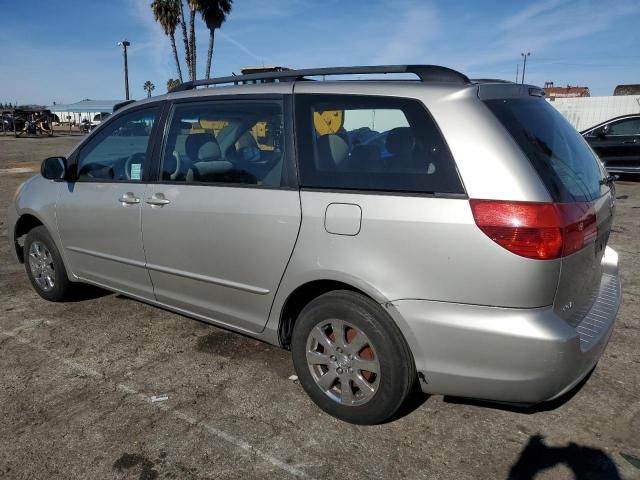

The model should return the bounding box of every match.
[145,262,271,295]
[66,246,147,268]
[71,275,264,338]
[67,246,270,294]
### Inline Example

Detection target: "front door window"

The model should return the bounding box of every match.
[77,108,159,181]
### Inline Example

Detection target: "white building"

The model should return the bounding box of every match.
[548,95,640,131]
[48,99,124,125]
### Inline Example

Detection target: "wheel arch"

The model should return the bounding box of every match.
[13,213,45,263]
[12,211,73,281]
[276,277,389,349]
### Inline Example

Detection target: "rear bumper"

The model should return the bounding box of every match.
[386,246,621,404]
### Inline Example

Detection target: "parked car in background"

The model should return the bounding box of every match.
[79,119,91,134]
[1,114,25,132]
[89,112,111,132]
[8,65,621,424]
[582,114,640,174]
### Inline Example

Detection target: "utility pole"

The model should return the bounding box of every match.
[516,63,520,83]
[118,40,131,100]
[521,52,531,84]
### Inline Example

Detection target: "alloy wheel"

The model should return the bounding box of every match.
[28,241,55,292]
[305,319,380,406]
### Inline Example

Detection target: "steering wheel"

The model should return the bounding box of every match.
[124,152,146,180]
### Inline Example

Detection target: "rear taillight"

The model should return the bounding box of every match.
[470,199,597,260]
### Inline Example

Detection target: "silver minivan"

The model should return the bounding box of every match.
[8,65,621,424]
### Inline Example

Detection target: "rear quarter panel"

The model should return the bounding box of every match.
[268,191,560,316]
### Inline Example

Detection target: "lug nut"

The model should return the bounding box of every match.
[330,355,336,361]
[337,367,343,374]
[348,367,353,373]
[336,347,342,353]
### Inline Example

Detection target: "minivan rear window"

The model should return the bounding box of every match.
[484,98,607,202]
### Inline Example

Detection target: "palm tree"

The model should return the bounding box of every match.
[167,78,181,91]
[178,0,191,80]
[151,0,183,82]
[187,0,199,81]
[200,0,233,79]
[144,81,156,98]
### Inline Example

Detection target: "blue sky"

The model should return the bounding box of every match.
[1,0,639,105]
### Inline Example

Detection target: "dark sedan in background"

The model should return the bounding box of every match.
[582,114,640,174]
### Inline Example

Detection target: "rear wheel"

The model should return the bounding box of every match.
[24,226,73,302]
[291,290,416,424]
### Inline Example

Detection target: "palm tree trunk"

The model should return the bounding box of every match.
[179,1,191,81]
[170,34,183,82]
[189,8,196,80]
[205,30,214,79]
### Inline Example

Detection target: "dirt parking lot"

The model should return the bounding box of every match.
[0,134,639,480]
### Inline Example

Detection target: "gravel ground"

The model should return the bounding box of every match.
[0,134,639,480]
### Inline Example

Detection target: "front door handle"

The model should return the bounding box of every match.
[146,193,170,206]
[118,192,140,205]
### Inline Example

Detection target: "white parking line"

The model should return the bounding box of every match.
[0,323,314,479]
[0,167,37,174]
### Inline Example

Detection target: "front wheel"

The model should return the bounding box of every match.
[24,226,73,302]
[291,290,416,425]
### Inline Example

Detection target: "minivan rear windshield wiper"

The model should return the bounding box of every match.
[600,175,618,186]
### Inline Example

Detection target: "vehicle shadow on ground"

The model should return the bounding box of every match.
[616,174,640,183]
[63,284,112,302]
[507,434,621,479]
[389,382,430,422]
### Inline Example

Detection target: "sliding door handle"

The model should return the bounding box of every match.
[146,193,170,206]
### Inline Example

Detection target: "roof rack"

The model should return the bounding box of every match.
[471,78,513,84]
[113,100,136,112]
[169,65,471,93]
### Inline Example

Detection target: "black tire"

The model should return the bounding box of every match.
[291,290,416,425]
[24,226,72,302]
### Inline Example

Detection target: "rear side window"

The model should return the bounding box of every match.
[484,98,607,202]
[160,101,286,187]
[607,117,640,136]
[295,94,463,194]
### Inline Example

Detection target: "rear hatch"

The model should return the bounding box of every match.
[483,93,614,322]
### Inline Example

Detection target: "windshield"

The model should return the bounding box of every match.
[484,98,607,202]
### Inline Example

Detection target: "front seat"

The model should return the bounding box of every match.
[316,133,349,170]
[184,133,232,182]
[185,133,221,163]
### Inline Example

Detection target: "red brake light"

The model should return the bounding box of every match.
[470,200,597,260]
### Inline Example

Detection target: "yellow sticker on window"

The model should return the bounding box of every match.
[314,110,344,135]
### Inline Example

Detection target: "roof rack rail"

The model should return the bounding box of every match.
[471,78,513,84]
[169,65,471,93]
[113,100,136,112]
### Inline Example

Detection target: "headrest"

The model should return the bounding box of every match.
[385,127,415,155]
[185,133,221,162]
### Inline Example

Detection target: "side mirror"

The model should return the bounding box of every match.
[41,156,67,180]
